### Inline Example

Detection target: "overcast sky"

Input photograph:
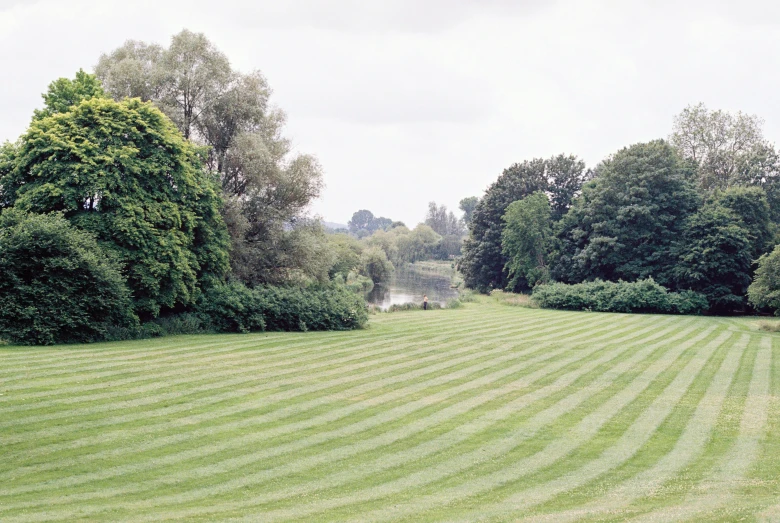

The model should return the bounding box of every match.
[2,0,780,226]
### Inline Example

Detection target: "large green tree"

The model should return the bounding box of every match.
[3,91,229,317]
[552,140,700,286]
[748,245,780,314]
[672,203,753,312]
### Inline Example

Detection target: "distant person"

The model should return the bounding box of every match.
[423,295,428,310]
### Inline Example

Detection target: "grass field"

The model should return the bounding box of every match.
[1,297,779,522]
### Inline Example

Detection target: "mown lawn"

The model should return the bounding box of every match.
[1,297,779,522]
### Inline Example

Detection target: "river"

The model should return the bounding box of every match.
[365,262,460,310]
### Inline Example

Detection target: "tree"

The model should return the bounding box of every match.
[97,31,326,288]
[459,196,479,227]
[360,247,394,284]
[711,186,773,259]
[349,209,375,235]
[3,90,229,317]
[670,103,769,190]
[459,154,586,292]
[425,201,464,237]
[552,140,700,287]
[94,40,164,102]
[673,203,752,312]
[326,233,363,279]
[748,245,780,314]
[33,69,107,120]
[502,192,553,291]
[0,211,137,345]
[396,225,442,263]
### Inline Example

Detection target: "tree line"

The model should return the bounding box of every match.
[459,104,780,315]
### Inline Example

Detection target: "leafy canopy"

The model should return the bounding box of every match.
[4,91,229,317]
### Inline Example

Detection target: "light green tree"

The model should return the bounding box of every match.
[501,192,552,290]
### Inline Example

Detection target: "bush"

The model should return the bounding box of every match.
[532,279,708,315]
[196,281,368,333]
[0,211,138,345]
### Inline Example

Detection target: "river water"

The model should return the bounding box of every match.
[365,263,460,310]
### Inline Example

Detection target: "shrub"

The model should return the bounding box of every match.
[196,281,368,333]
[0,211,138,345]
[532,279,708,315]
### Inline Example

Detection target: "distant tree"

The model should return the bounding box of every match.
[672,203,752,312]
[748,245,780,314]
[360,247,394,284]
[397,224,442,263]
[33,69,107,120]
[3,93,229,317]
[425,201,464,237]
[373,216,393,232]
[390,220,406,228]
[552,140,700,287]
[0,211,137,345]
[349,209,375,234]
[459,196,480,226]
[326,233,363,279]
[502,192,553,291]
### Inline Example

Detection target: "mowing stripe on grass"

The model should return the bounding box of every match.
[0,301,775,523]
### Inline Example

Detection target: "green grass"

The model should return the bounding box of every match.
[1,297,778,522]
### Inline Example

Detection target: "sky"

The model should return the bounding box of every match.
[2,0,780,226]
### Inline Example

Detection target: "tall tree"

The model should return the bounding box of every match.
[96,31,325,287]
[552,140,700,287]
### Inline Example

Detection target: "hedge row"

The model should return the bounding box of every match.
[531,279,708,315]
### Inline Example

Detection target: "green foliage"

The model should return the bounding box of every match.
[196,281,368,332]
[0,211,137,345]
[4,96,230,317]
[672,202,753,312]
[360,246,395,284]
[710,186,773,258]
[553,140,700,287]
[532,279,708,315]
[460,154,588,293]
[348,209,393,235]
[327,233,363,279]
[501,192,553,291]
[748,245,780,314]
[33,69,107,120]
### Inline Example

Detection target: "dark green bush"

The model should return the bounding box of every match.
[532,279,708,315]
[0,211,138,345]
[196,281,368,333]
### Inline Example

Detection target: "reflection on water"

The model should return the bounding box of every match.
[366,263,459,310]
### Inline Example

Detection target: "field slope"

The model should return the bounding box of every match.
[1,298,779,522]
